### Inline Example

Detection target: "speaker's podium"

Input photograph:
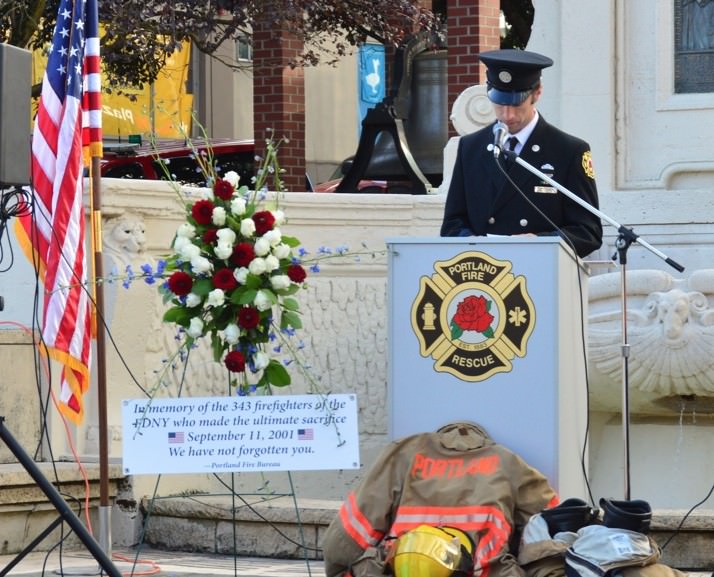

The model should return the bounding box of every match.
[387,236,589,497]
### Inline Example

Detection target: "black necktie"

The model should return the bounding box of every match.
[507,136,519,152]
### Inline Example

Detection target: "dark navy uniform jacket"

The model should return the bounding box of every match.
[440,115,603,258]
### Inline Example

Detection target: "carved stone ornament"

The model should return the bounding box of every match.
[588,269,714,415]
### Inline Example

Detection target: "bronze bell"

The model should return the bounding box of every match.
[364,49,448,185]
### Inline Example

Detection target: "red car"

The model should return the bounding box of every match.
[100,138,256,187]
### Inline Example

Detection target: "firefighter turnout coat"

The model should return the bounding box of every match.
[322,421,559,577]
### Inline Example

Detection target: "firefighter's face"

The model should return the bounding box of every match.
[493,85,542,134]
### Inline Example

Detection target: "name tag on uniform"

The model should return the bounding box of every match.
[534,186,557,194]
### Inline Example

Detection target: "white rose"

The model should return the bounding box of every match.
[224,170,240,188]
[263,229,282,247]
[254,290,273,311]
[254,237,271,257]
[240,218,256,237]
[224,323,240,344]
[180,243,201,261]
[214,242,233,260]
[270,274,291,291]
[177,223,196,238]
[212,206,226,226]
[231,197,247,216]
[248,257,267,276]
[252,351,270,371]
[233,267,249,284]
[207,288,225,307]
[273,209,286,226]
[187,317,204,338]
[191,255,213,274]
[173,235,191,253]
[216,228,236,245]
[185,293,202,308]
[273,243,291,259]
[264,254,280,272]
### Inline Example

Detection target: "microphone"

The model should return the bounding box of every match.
[492,121,509,158]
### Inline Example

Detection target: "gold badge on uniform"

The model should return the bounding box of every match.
[582,150,595,179]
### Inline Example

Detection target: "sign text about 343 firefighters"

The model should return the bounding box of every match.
[121,394,360,475]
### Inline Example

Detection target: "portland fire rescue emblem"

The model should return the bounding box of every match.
[411,251,535,382]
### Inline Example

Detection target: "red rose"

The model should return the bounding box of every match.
[213,268,237,291]
[252,210,275,236]
[214,178,234,200]
[453,295,494,333]
[167,271,193,297]
[237,306,260,330]
[287,264,307,284]
[225,350,246,373]
[202,228,218,244]
[231,242,255,267]
[191,199,215,225]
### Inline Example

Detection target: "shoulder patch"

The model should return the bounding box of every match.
[582,150,595,179]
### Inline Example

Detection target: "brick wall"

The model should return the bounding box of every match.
[447,0,500,136]
[252,22,306,192]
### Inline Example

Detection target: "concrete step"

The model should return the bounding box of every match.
[140,496,714,571]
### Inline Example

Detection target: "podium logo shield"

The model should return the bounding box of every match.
[411,251,536,382]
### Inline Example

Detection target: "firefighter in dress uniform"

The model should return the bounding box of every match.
[440,49,603,259]
[322,421,559,577]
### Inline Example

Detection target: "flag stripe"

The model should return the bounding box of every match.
[14,0,101,424]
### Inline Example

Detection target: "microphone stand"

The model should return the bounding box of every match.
[499,148,685,500]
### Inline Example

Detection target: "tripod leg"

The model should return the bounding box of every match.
[0,417,123,577]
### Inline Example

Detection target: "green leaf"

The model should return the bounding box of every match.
[235,288,257,305]
[450,319,463,340]
[265,360,291,387]
[282,297,300,311]
[482,327,495,339]
[281,310,303,330]
[163,306,193,327]
[245,274,262,289]
[211,333,225,363]
[192,278,213,296]
[281,235,301,248]
[276,284,300,296]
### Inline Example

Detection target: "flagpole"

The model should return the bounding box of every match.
[90,156,112,554]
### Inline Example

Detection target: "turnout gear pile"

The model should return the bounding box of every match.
[322,421,558,577]
[519,497,684,577]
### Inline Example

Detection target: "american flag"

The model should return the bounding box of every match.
[168,432,185,444]
[14,0,102,424]
[297,428,314,441]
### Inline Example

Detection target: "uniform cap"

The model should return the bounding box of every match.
[479,49,554,105]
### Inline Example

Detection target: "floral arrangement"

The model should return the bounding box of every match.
[154,137,308,393]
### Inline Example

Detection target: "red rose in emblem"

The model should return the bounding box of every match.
[191,199,215,225]
[452,295,494,333]
[224,350,246,373]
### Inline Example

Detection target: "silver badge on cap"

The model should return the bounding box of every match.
[498,70,512,84]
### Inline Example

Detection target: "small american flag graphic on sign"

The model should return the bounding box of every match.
[297,428,314,440]
[168,432,185,444]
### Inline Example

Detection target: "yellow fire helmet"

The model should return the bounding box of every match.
[388,525,475,577]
